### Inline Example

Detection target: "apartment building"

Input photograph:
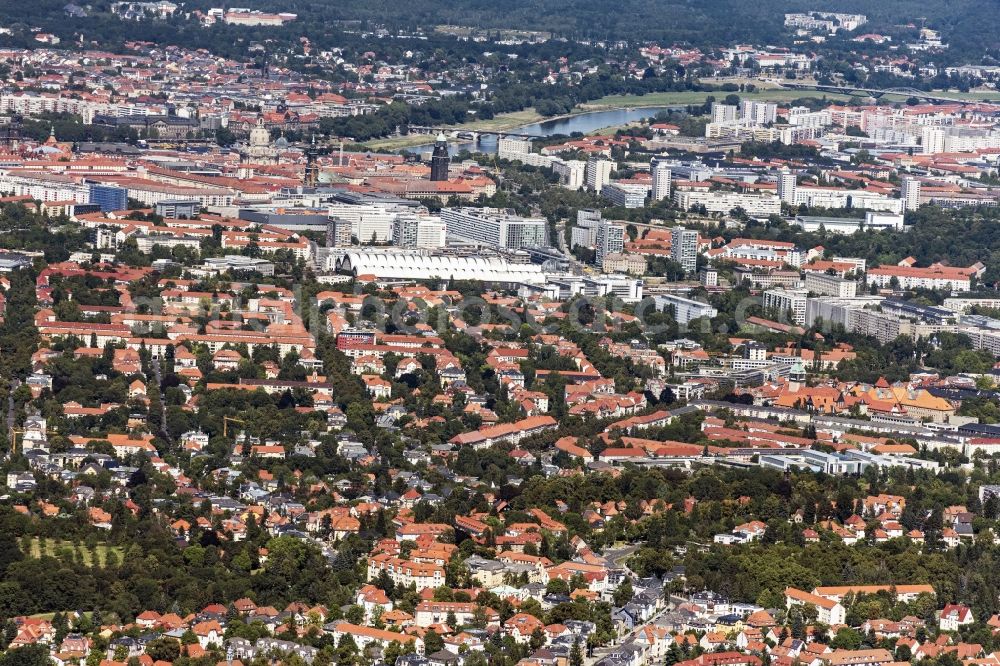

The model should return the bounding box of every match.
[585,156,614,193]
[601,182,648,208]
[670,227,700,275]
[391,215,446,249]
[325,623,423,656]
[441,207,547,250]
[367,554,445,590]
[763,288,809,325]
[866,264,976,291]
[651,159,672,200]
[595,219,625,265]
[804,272,858,298]
[654,294,718,325]
[785,587,846,625]
[674,189,782,216]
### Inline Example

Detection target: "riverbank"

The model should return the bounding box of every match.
[363,108,547,151]
[364,88,859,151]
[363,89,860,152]
[361,85,1000,152]
[362,105,677,153]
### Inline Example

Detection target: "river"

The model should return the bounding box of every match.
[408,105,682,155]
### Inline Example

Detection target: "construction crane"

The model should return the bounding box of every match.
[491,153,504,192]
[6,429,23,457]
[223,416,246,438]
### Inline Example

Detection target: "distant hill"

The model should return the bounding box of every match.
[2,0,1000,62]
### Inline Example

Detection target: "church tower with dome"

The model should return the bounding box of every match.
[240,117,279,164]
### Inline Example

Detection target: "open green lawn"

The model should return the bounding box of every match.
[922,90,1000,101]
[580,89,856,109]
[29,611,93,621]
[581,87,1000,109]
[24,537,124,567]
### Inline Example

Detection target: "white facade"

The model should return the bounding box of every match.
[741,101,778,125]
[0,171,90,203]
[804,272,858,298]
[674,189,782,216]
[651,160,672,201]
[392,215,446,249]
[866,269,971,291]
[552,159,586,189]
[671,227,699,275]
[602,182,648,208]
[571,209,601,249]
[778,170,797,204]
[654,294,718,325]
[441,207,547,250]
[793,212,905,234]
[902,177,921,211]
[335,250,548,283]
[497,136,534,159]
[711,103,738,124]
[763,288,809,325]
[921,126,946,154]
[585,157,614,193]
[0,93,158,124]
[791,187,904,214]
[595,219,625,265]
[355,213,395,243]
[124,183,234,207]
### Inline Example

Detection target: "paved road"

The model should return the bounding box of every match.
[554,219,590,275]
[588,602,675,666]
[6,379,17,456]
[152,357,171,442]
[603,544,640,569]
[582,544,662,665]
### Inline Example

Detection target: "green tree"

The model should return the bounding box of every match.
[613,578,634,607]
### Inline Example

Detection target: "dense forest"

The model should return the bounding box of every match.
[4,0,1000,65]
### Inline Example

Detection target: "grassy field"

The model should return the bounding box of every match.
[920,90,1000,101]
[25,537,124,567]
[363,108,546,150]
[579,89,857,110]
[29,611,94,621]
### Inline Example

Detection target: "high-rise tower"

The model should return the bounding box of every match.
[430,133,450,182]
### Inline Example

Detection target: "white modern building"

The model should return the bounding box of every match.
[571,209,602,248]
[441,207,548,250]
[763,288,809,325]
[392,215,446,249]
[327,202,404,243]
[671,227,699,275]
[595,219,625,265]
[497,136,554,168]
[711,103,738,124]
[789,187,904,214]
[778,170,797,204]
[674,189,782,216]
[497,136,533,159]
[902,177,921,211]
[601,182,648,208]
[654,294,718,325]
[741,101,778,125]
[552,159,586,189]
[334,250,548,283]
[585,156,614,193]
[792,212,905,234]
[651,159,672,201]
[804,272,858,298]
